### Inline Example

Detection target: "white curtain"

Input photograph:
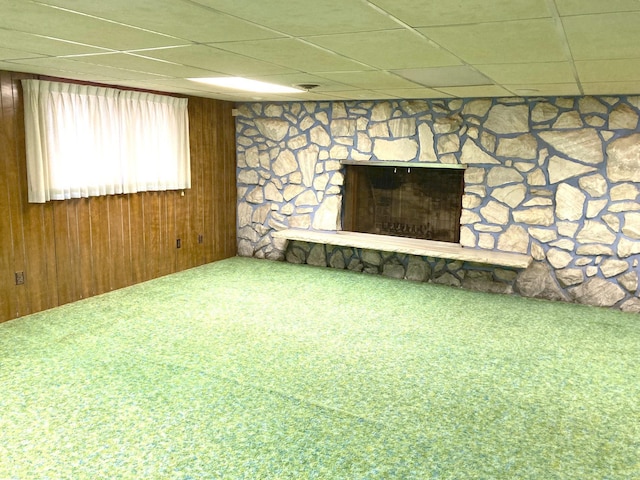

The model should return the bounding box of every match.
[22,80,190,203]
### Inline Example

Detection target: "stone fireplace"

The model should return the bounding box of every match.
[342,161,464,243]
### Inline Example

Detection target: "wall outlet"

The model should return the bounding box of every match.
[176,238,181,249]
[198,234,203,244]
[15,271,25,285]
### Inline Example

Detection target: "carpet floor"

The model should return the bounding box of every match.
[0,257,638,479]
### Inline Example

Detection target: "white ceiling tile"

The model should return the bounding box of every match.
[66,53,212,78]
[576,59,640,83]
[370,0,551,27]
[0,48,43,61]
[213,38,371,72]
[563,12,640,61]
[141,45,295,76]
[245,73,356,92]
[582,82,640,95]
[7,56,169,80]
[0,1,184,51]
[0,29,111,57]
[475,62,576,85]
[555,0,640,16]
[505,83,581,97]
[316,71,423,89]
[376,88,451,99]
[37,0,284,43]
[436,85,513,98]
[193,0,400,36]
[420,19,567,64]
[304,30,462,70]
[393,66,491,87]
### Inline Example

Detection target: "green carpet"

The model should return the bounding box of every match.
[1,257,638,479]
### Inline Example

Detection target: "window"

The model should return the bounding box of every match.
[22,80,190,203]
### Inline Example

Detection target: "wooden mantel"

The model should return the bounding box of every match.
[273,229,532,269]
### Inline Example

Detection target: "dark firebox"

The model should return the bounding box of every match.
[343,163,464,243]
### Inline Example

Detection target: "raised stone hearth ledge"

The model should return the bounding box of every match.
[273,229,532,269]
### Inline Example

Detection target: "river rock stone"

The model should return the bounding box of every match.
[515,262,568,301]
[607,133,640,182]
[570,278,625,307]
[406,256,430,282]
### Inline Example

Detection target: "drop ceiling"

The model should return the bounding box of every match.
[2,0,640,101]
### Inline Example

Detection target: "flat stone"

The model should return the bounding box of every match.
[294,190,318,206]
[523,197,553,207]
[496,134,538,160]
[548,156,597,184]
[373,138,418,161]
[531,102,558,123]
[515,262,568,302]
[550,238,575,251]
[462,99,492,117]
[245,146,260,168]
[570,277,625,307]
[481,132,497,153]
[610,183,639,201]
[464,167,486,184]
[602,214,621,232]
[298,145,319,187]
[622,212,640,239]
[579,174,607,197]
[556,268,584,287]
[600,259,629,278]
[487,166,524,187]
[555,183,586,221]
[480,200,510,225]
[255,118,289,141]
[460,139,500,164]
[608,202,640,213]
[273,150,298,176]
[330,119,356,137]
[478,233,495,249]
[586,199,607,218]
[246,187,264,204]
[547,248,572,269]
[539,129,603,165]
[529,227,557,243]
[618,271,638,292]
[553,111,583,129]
[617,237,640,258]
[434,114,463,134]
[531,242,545,260]
[609,103,639,130]
[485,104,529,134]
[578,96,608,114]
[310,125,331,146]
[283,184,305,201]
[497,225,529,254]
[607,133,640,182]
[312,195,341,230]
[237,202,253,228]
[576,244,614,256]
[512,207,554,226]
[527,168,547,186]
[491,184,526,208]
[368,122,389,138]
[417,123,437,162]
[576,220,616,245]
[238,169,259,185]
[462,194,482,209]
[371,102,392,121]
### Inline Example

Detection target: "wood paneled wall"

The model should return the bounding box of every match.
[0,70,237,323]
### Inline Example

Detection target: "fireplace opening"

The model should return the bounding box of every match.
[342,163,465,243]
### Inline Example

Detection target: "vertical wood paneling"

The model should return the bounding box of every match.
[0,70,237,324]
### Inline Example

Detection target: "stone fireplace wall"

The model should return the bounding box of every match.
[235,97,640,311]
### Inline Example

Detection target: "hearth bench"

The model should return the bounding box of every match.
[272,229,532,269]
